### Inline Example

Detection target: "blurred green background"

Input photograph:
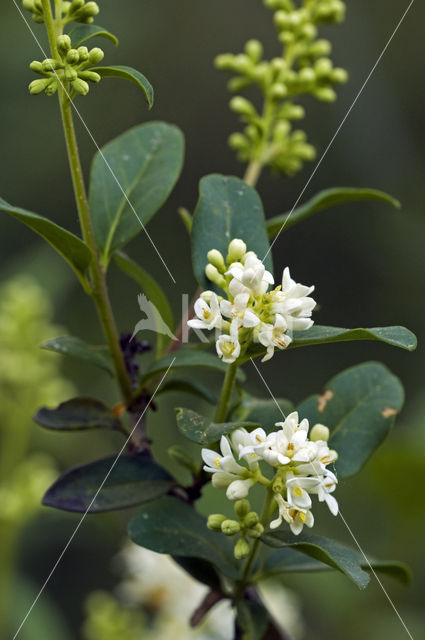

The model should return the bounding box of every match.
[0,0,424,638]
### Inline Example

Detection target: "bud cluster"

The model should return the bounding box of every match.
[29,35,104,97]
[215,0,348,176]
[207,499,264,560]
[22,0,100,25]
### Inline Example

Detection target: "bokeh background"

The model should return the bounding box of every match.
[0,0,424,638]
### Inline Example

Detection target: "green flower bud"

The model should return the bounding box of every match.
[315,86,336,102]
[205,264,226,289]
[229,96,255,116]
[77,46,89,62]
[244,511,259,528]
[232,54,251,73]
[244,39,263,63]
[65,66,78,81]
[271,83,288,99]
[228,133,248,150]
[247,523,264,538]
[234,537,250,560]
[234,499,250,519]
[279,30,295,45]
[227,238,247,263]
[70,0,85,9]
[207,249,226,272]
[66,49,80,64]
[72,77,89,95]
[22,0,35,11]
[310,423,330,442]
[57,34,71,54]
[79,70,101,83]
[221,519,241,536]
[274,10,291,30]
[332,68,348,84]
[29,77,51,95]
[88,47,104,64]
[309,39,332,58]
[298,67,315,84]
[168,445,198,473]
[272,473,285,494]
[207,514,227,531]
[29,60,44,74]
[45,79,58,96]
[41,58,61,72]
[301,23,317,40]
[83,1,99,17]
[315,57,333,77]
[214,53,235,70]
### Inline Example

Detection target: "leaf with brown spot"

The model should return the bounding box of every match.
[381,407,398,418]
[318,389,334,413]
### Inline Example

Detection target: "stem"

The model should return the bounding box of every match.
[243,159,263,188]
[41,0,133,405]
[215,361,238,423]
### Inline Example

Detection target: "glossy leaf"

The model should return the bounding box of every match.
[261,530,370,589]
[69,24,119,47]
[158,377,216,404]
[94,66,154,108]
[114,251,175,357]
[175,407,259,445]
[89,122,184,260]
[128,496,240,579]
[243,325,416,362]
[139,348,246,385]
[0,198,93,288]
[42,336,113,375]
[259,547,411,584]
[231,391,294,432]
[43,455,174,513]
[236,600,269,640]
[266,187,401,238]
[34,397,122,432]
[191,175,272,290]
[297,362,405,477]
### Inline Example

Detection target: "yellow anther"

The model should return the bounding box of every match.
[298,512,306,523]
[214,457,221,468]
[294,486,303,497]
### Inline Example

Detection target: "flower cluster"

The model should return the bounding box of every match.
[188,239,315,363]
[202,412,338,537]
[23,0,99,25]
[215,0,347,175]
[29,35,104,97]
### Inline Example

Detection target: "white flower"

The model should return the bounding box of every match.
[310,469,339,515]
[202,436,254,500]
[220,292,260,329]
[226,253,274,297]
[187,293,222,330]
[295,441,338,476]
[257,313,292,362]
[270,493,314,535]
[231,427,268,463]
[271,267,316,332]
[216,320,241,363]
[262,412,310,467]
[286,472,320,509]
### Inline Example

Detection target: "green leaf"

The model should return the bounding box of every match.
[173,557,222,591]
[0,197,93,289]
[236,600,269,640]
[128,496,240,579]
[259,548,411,585]
[139,348,246,385]
[297,362,405,478]
[34,397,122,432]
[43,455,174,513]
[89,122,184,260]
[69,24,119,47]
[94,66,154,108]
[42,336,113,375]
[191,175,272,290]
[114,251,175,357]
[261,530,370,589]
[158,377,216,404]
[175,407,259,445]
[231,391,294,432]
[243,325,417,362]
[266,187,401,238]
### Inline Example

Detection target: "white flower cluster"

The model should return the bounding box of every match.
[202,412,338,536]
[188,239,316,363]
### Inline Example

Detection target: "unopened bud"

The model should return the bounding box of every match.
[57,34,71,54]
[244,39,263,63]
[77,46,89,62]
[88,47,104,64]
[29,78,51,95]
[207,514,227,531]
[65,66,78,81]
[227,238,246,263]
[83,1,99,17]
[41,58,61,72]
[205,264,226,289]
[66,49,80,64]
[45,79,58,96]
[244,511,259,528]
[221,519,241,536]
[79,70,101,83]
[247,523,264,538]
[230,96,255,116]
[29,60,44,73]
[315,87,336,102]
[315,58,333,77]
[271,83,288,99]
[234,499,250,519]
[70,0,85,9]
[234,537,250,560]
[298,67,315,84]
[332,68,348,84]
[72,77,89,95]
[310,423,330,442]
[207,249,226,272]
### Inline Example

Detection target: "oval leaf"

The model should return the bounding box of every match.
[42,336,113,375]
[0,198,93,288]
[43,455,174,513]
[175,407,259,445]
[94,65,153,108]
[89,122,184,259]
[261,530,370,589]
[191,175,272,290]
[69,24,119,47]
[267,187,401,238]
[128,496,240,579]
[297,362,405,478]
[34,397,122,432]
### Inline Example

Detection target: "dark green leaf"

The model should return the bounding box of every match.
[89,122,184,260]
[297,361,405,477]
[261,530,370,589]
[260,548,411,585]
[231,391,294,432]
[0,198,93,288]
[139,349,246,385]
[128,496,240,579]
[191,175,272,290]
[34,397,122,432]
[158,377,216,404]
[175,407,259,445]
[42,336,113,375]
[236,600,269,640]
[266,187,401,238]
[173,557,222,591]
[243,325,417,362]
[94,66,153,108]
[114,251,175,357]
[43,455,174,513]
[69,24,119,47]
